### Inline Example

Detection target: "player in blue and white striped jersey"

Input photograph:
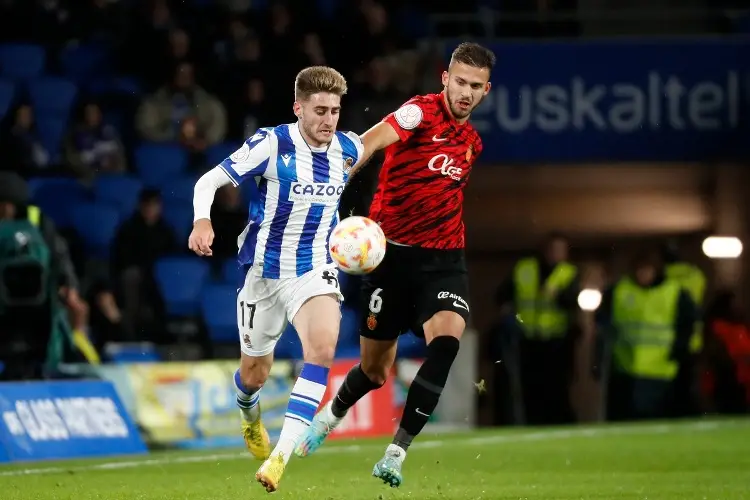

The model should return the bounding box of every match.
[189,66,364,493]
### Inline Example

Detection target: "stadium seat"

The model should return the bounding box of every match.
[86,75,142,97]
[205,142,236,167]
[59,43,110,83]
[336,306,361,358]
[69,202,121,257]
[162,176,197,204]
[34,115,68,163]
[0,43,45,81]
[397,332,426,358]
[275,325,303,360]
[162,202,193,244]
[154,257,210,316]
[28,77,78,116]
[134,143,188,188]
[200,284,237,342]
[105,342,160,363]
[221,259,240,285]
[94,175,143,217]
[0,79,14,120]
[28,177,90,228]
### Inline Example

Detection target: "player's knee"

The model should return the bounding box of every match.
[360,359,390,386]
[302,339,337,368]
[239,359,271,388]
[423,311,465,341]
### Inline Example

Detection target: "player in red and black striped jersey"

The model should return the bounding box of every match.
[295,42,497,487]
[370,91,483,249]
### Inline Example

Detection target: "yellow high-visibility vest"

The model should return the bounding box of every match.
[513,257,577,340]
[612,277,681,380]
[665,262,706,353]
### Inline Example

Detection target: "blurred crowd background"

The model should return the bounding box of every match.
[1,0,749,427]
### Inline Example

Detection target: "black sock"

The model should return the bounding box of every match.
[393,336,460,450]
[331,364,382,418]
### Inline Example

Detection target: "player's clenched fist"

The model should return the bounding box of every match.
[188,218,214,256]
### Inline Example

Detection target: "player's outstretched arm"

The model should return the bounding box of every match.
[189,167,232,256]
[348,121,400,179]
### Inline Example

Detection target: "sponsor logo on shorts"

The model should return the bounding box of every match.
[437,291,469,312]
[289,182,345,204]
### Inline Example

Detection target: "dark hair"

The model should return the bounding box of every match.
[449,42,496,71]
[139,188,161,204]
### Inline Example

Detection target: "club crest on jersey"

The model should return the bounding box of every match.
[466,144,474,162]
[343,157,354,174]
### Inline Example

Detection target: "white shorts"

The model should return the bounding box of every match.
[237,264,344,357]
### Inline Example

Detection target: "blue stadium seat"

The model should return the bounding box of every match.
[205,142,236,167]
[162,202,193,244]
[69,202,121,257]
[275,325,303,360]
[0,44,45,81]
[134,143,188,188]
[397,333,426,358]
[0,79,15,120]
[200,284,237,342]
[155,257,211,316]
[86,75,142,97]
[105,342,160,363]
[336,306,362,358]
[94,175,143,217]
[34,115,68,163]
[162,176,197,204]
[221,259,240,285]
[28,177,90,228]
[59,43,110,83]
[28,77,78,116]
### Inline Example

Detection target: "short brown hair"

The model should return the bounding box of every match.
[450,42,496,71]
[294,66,348,101]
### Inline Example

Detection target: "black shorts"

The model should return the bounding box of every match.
[359,243,470,340]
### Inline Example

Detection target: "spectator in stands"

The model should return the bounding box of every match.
[64,100,127,181]
[0,172,94,378]
[0,103,50,176]
[210,185,248,261]
[86,278,124,349]
[135,61,227,148]
[111,188,176,339]
[77,0,128,47]
[227,77,269,141]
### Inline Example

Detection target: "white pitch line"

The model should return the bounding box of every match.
[0,420,743,478]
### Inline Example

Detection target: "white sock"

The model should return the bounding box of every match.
[386,443,407,463]
[234,369,261,422]
[271,363,329,464]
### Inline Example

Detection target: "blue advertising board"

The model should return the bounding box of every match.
[452,38,750,162]
[0,380,147,462]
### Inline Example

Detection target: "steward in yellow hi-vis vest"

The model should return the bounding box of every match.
[495,234,579,425]
[594,251,697,421]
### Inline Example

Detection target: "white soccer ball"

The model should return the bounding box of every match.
[328,216,386,275]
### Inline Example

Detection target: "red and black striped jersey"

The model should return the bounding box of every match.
[369,92,482,249]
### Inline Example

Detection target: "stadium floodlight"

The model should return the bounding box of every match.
[701,236,743,259]
[577,288,602,311]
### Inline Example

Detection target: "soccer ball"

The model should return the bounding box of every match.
[329,216,386,275]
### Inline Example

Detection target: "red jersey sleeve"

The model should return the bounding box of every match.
[382,95,440,142]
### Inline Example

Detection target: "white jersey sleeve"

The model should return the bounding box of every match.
[218,129,273,186]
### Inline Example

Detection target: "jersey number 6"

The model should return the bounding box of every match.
[369,288,383,314]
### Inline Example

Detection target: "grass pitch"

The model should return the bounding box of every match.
[2,419,749,499]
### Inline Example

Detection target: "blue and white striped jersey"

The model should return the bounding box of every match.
[218,122,364,279]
